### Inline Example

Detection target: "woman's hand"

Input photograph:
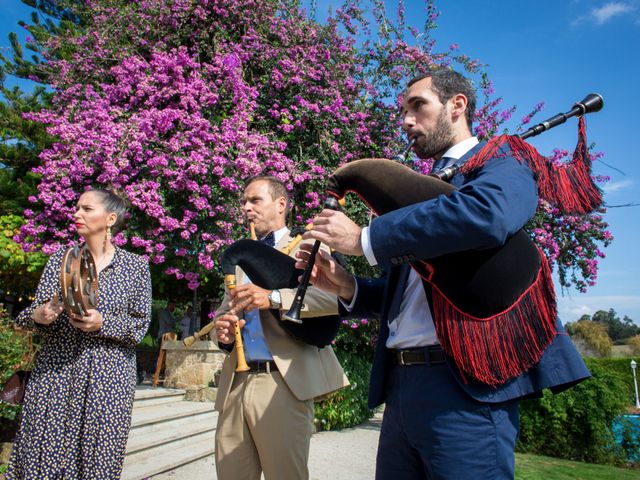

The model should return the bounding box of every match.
[33,294,64,325]
[69,309,104,332]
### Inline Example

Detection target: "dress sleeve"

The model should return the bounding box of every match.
[15,250,64,333]
[96,257,152,346]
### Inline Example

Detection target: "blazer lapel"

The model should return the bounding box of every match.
[274,228,293,255]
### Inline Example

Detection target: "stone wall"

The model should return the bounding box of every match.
[572,336,602,357]
[162,340,226,400]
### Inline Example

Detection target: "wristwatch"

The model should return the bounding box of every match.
[268,290,282,309]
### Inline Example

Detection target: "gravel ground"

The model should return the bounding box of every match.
[153,411,382,479]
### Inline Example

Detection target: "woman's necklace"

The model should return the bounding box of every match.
[94,248,115,271]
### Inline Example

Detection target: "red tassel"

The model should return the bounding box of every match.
[461,117,602,215]
[426,250,557,386]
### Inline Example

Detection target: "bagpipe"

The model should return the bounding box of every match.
[321,93,604,386]
[183,222,343,371]
[217,218,343,353]
[60,245,99,317]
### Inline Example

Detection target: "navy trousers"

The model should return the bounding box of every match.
[376,362,519,480]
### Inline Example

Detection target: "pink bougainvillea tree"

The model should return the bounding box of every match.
[15,0,611,297]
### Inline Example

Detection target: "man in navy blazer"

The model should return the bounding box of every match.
[300,69,590,479]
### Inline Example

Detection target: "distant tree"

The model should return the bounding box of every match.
[566,319,612,357]
[628,335,640,356]
[0,0,85,213]
[590,309,639,342]
[0,86,52,214]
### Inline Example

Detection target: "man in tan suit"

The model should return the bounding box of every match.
[213,175,349,480]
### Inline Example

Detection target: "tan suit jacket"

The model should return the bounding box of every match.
[214,232,349,412]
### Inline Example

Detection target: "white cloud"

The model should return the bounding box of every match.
[602,178,634,193]
[590,2,635,25]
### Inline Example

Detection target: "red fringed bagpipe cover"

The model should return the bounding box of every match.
[422,252,557,387]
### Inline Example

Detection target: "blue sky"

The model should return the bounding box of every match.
[412,0,640,324]
[313,0,640,323]
[1,0,639,323]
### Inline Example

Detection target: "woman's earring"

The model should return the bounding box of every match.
[104,225,112,252]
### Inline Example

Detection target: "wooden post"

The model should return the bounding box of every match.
[152,332,177,388]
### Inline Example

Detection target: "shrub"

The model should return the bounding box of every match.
[314,319,377,430]
[314,348,373,431]
[595,357,640,406]
[517,358,631,466]
[0,307,37,422]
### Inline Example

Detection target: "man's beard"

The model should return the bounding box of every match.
[413,109,456,160]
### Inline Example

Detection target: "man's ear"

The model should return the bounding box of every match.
[277,196,287,215]
[449,93,468,122]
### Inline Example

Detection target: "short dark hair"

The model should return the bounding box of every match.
[244,175,290,215]
[87,188,128,233]
[407,69,476,130]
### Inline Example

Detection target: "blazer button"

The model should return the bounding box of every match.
[391,258,399,265]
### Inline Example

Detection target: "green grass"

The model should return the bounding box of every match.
[516,453,639,479]
[2,453,638,478]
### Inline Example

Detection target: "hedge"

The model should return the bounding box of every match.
[517,357,639,466]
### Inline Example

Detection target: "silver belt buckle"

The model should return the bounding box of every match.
[398,350,409,366]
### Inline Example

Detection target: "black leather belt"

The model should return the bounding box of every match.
[391,346,447,366]
[247,361,278,374]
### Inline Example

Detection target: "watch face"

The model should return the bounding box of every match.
[270,290,281,307]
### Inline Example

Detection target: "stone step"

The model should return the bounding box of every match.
[126,419,216,455]
[129,400,215,430]
[122,399,218,480]
[121,433,216,480]
[133,386,186,409]
[125,426,216,464]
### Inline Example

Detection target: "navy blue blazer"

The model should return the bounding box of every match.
[346,143,590,408]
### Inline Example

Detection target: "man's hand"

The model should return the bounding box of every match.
[214,313,245,344]
[33,294,64,325]
[229,284,271,313]
[303,210,364,256]
[69,309,103,332]
[295,244,356,302]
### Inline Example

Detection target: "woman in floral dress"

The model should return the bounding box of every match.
[6,189,152,479]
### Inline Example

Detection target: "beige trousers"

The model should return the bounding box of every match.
[215,370,314,480]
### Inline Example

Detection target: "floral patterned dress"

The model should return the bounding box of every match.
[6,246,152,480]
